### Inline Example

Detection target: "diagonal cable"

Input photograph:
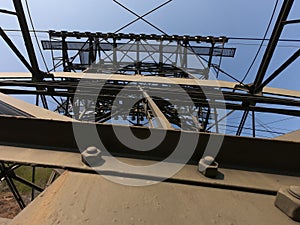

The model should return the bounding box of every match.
[24,0,49,72]
[113,0,171,34]
[53,0,172,72]
[240,0,279,84]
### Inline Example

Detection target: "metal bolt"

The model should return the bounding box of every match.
[198,155,218,178]
[85,146,98,154]
[203,156,215,165]
[81,146,103,167]
[289,186,300,200]
[275,186,300,222]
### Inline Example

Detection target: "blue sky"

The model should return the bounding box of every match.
[1,0,299,89]
[0,0,299,136]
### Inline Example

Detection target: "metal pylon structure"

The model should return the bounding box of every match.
[0,0,299,222]
[0,0,298,137]
[39,31,235,131]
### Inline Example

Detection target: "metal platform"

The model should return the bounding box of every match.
[7,171,300,225]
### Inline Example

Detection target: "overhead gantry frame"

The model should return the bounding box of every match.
[0,0,298,135]
[0,0,299,212]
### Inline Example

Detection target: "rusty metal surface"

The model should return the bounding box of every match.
[8,171,300,225]
[0,100,32,117]
[275,129,300,142]
[173,164,300,193]
[0,145,87,171]
[0,115,299,174]
[141,87,174,129]
[0,93,74,121]
[0,72,31,79]
[0,72,299,99]
[0,218,11,225]
[53,72,300,99]
[0,145,299,194]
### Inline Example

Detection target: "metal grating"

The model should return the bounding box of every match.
[41,40,236,57]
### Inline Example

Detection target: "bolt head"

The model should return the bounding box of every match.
[275,186,300,222]
[198,155,218,178]
[203,156,215,165]
[289,186,300,200]
[85,146,98,154]
[81,146,102,167]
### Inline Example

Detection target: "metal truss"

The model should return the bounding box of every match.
[235,0,300,136]
[252,0,297,94]
[0,77,299,131]
[0,0,298,137]
[0,163,46,209]
[0,0,299,212]
[0,0,47,81]
[42,31,234,78]
[36,30,237,132]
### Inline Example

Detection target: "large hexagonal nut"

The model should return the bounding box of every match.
[275,186,300,222]
[198,156,219,178]
[81,146,103,167]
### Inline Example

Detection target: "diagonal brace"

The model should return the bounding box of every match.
[113,0,172,34]
[257,48,300,91]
